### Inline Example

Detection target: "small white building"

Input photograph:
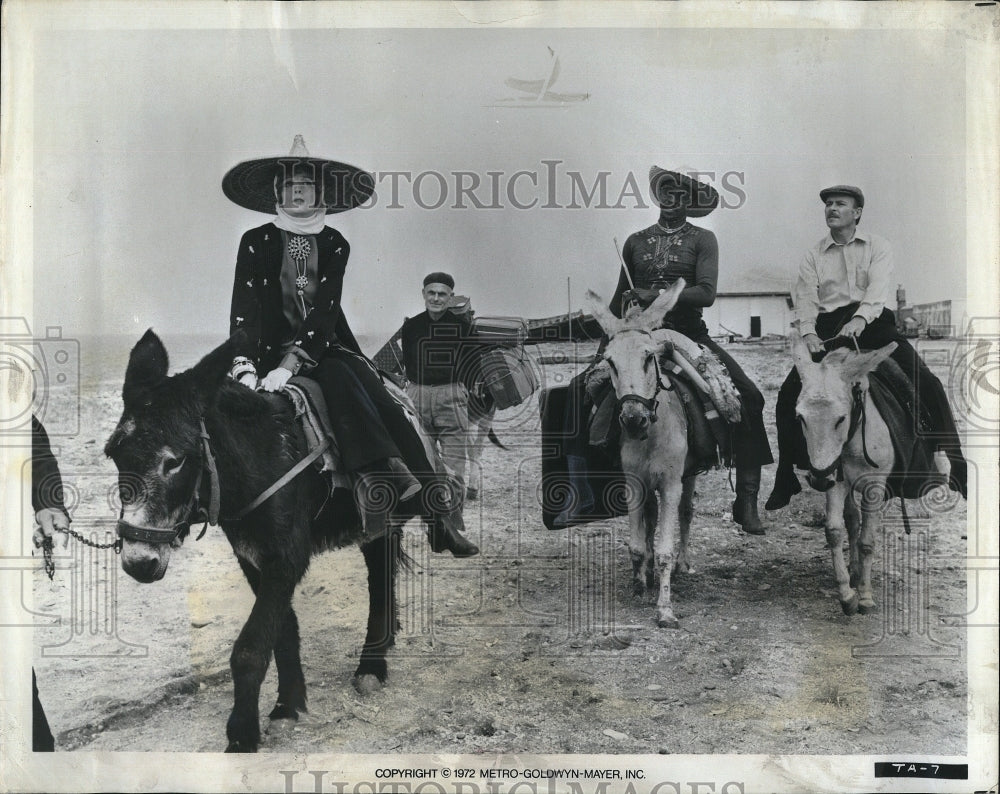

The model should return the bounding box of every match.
[702,292,793,338]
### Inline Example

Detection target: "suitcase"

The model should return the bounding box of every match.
[473,316,528,348]
[480,347,538,409]
[538,385,628,530]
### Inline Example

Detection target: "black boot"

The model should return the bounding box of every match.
[355,457,421,536]
[428,509,479,557]
[764,463,802,511]
[733,466,767,535]
[553,455,596,529]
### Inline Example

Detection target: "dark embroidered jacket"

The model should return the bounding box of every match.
[610,222,719,336]
[228,222,362,373]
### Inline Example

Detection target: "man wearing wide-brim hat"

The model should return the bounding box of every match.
[554,167,774,534]
[765,184,967,509]
[223,136,478,557]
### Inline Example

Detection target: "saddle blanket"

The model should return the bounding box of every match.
[282,372,442,495]
[538,365,734,530]
[867,359,948,500]
[283,377,350,490]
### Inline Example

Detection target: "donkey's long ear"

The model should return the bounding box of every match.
[190,332,244,401]
[123,329,169,407]
[840,342,898,383]
[585,290,624,338]
[639,278,685,332]
[789,331,817,377]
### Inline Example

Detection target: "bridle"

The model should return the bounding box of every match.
[806,383,879,483]
[614,337,674,423]
[116,417,329,549]
[115,419,221,550]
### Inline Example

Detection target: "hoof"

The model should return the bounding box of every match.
[656,614,680,629]
[268,702,302,721]
[352,673,385,696]
[632,580,646,598]
[840,592,860,616]
[858,600,875,615]
[225,741,258,753]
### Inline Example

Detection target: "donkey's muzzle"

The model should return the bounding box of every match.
[619,411,650,441]
[123,555,167,583]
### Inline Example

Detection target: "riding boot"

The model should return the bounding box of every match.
[357,457,421,502]
[355,457,422,537]
[421,475,479,557]
[427,510,480,557]
[553,454,596,529]
[764,462,802,511]
[732,466,767,535]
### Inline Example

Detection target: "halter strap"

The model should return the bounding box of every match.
[117,415,329,547]
[616,353,672,421]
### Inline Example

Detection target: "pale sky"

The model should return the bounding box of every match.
[25,16,970,343]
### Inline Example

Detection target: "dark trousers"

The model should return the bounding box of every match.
[563,329,773,469]
[774,305,967,494]
[33,669,54,752]
[309,349,434,477]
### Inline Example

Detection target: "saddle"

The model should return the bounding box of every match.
[282,377,350,490]
[586,360,734,478]
[281,374,440,495]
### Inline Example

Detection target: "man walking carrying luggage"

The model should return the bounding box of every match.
[402,273,482,535]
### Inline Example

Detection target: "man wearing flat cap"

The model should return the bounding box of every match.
[402,273,482,518]
[766,185,967,508]
[555,166,774,533]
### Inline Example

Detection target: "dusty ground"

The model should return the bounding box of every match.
[31,339,969,755]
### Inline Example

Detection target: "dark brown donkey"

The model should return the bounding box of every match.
[105,330,439,752]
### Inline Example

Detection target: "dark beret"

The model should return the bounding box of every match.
[423,272,455,289]
[819,185,864,207]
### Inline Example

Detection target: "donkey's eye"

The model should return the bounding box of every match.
[796,414,806,426]
[835,416,846,428]
[162,455,186,477]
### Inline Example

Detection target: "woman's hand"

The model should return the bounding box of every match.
[260,367,294,392]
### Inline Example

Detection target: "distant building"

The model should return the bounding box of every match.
[895,285,955,337]
[702,292,793,338]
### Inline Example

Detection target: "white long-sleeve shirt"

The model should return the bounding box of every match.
[793,229,894,337]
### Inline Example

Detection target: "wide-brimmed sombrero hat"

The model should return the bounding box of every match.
[222,135,375,214]
[648,166,720,217]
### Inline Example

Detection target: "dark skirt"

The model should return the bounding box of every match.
[307,348,432,476]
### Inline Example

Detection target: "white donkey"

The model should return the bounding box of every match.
[587,281,698,628]
[790,332,898,616]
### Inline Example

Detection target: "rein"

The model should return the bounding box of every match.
[116,417,327,548]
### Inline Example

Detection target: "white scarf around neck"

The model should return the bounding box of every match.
[272,204,327,235]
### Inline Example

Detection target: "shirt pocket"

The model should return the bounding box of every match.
[855,267,870,290]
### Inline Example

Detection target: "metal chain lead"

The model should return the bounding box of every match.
[56,525,120,550]
[39,524,121,581]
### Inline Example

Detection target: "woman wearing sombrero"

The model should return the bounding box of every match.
[555,167,774,534]
[222,136,478,556]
